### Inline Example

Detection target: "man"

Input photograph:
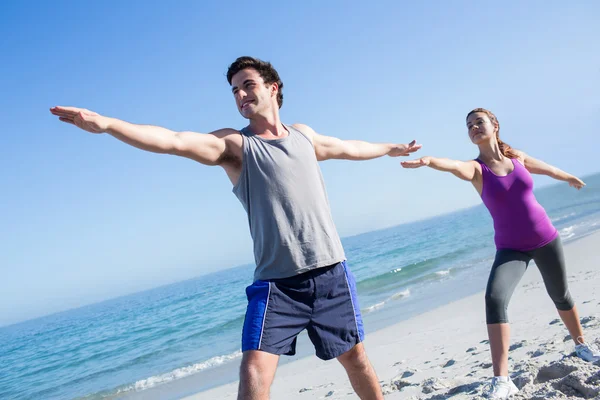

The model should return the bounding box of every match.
[50,56,420,400]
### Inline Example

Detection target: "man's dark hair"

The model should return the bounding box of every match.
[227,56,284,108]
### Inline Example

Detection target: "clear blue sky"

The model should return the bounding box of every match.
[1,1,599,326]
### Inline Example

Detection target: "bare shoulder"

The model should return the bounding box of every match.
[466,159,483,192]
[207,128,242,165]
[511,149,527,164]
[211,127,242,146]
[464,159,481,169]
[211,128,241,139]
[467,159,483,178]
[291,123,317,140]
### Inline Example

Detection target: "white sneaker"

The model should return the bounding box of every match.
[575,338,600,362]
[485,376,519,399]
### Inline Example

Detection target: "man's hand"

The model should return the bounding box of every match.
[388,140,422,157]
[50,106,111,134]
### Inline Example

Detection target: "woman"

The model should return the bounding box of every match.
[401,108,599,399]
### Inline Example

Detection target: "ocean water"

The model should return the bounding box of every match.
[2,173,600,400]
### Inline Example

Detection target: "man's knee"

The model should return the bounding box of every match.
[239,350,278,386]
[240,358,260,382]
[337,343,370,371]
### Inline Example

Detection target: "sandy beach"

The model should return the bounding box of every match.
[185,232,600,399]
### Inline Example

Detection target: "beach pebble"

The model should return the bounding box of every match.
[549,318,561,325]
[401,369,418,378]
[466,347,477,352]
[447,381,483,395]
[325,390,334,397]
[299,387,312,392]
[479,362,493,369]
[480,339,490,344]
[390,378,413,391]
[581,316,597,326]
[509,340,528,351]
[421,377,448,394]
[528,349,545,358]
[564,335,572,342]
[443,359,456,368]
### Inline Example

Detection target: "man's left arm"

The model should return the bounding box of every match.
[293,124,421,161]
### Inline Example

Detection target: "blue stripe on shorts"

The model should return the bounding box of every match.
[342,261,365,342]
[242,280,270,352]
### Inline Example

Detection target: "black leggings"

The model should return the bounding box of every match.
[485,236,575,324]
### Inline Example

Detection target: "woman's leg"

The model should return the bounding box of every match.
[532,237,580,343]
[485,249,530,376]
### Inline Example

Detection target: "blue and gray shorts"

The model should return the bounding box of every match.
[242,261,364,360]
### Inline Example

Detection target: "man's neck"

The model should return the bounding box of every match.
[248,112,286,137]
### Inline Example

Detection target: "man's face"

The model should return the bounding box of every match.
[231,68,277,119]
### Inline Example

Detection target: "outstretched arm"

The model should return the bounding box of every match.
[517,151,585,189]
[50,106,232,166]
[401,156,478,182]
[293,123,421,161]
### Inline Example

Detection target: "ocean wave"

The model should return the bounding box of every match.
[390,289,411,300]
[551,212,576,223]
[560,225,576,239]
[117,351,243,395]
[361,289,411,314]
[435,269,450,276]
[362,302,385,314]
[357,247,469,292]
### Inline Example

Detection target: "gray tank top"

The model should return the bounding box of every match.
[232,125,346,281]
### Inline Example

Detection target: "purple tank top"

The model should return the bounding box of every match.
[477,158,558,251]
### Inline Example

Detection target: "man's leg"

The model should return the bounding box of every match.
[240,278,312,398]
[238,350,279,400]
[337,343,383,400]
[307,262,383,399]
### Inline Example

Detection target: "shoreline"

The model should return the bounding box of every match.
[179,231,600,399]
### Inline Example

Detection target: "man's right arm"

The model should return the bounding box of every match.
[50,106,234,166]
